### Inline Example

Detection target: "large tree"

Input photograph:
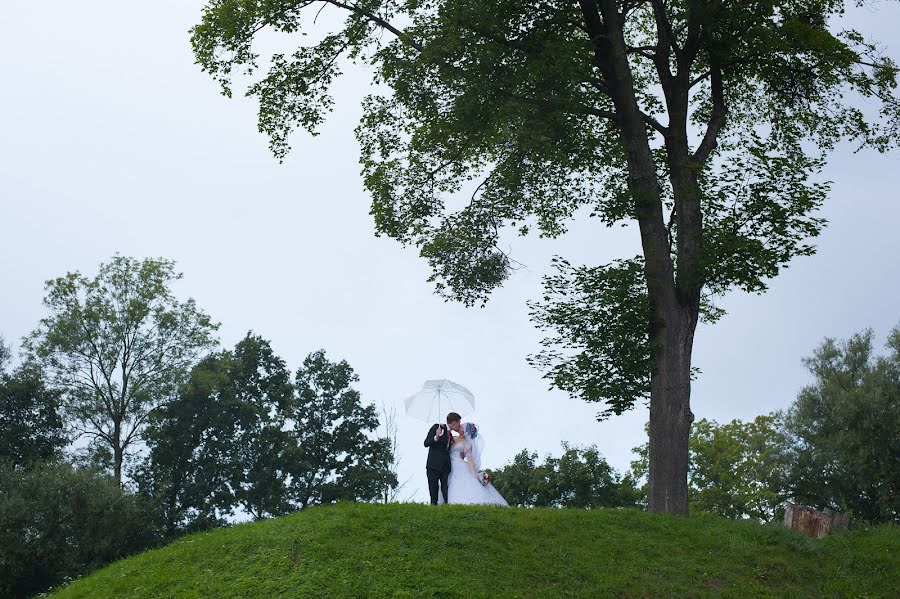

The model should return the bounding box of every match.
[139,333,294,529]
[136,352,234,533]
[287,350,395,509]
[140,341,392,529]
[784,326,900,523]
[26,256,218,484]
[191,0,898,514]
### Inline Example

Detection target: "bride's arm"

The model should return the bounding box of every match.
[466,452,478,477]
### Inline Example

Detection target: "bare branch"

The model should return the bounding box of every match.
[649,0,681,59]
[693,63,726,164]
[627,45,661,60]
[584,105,620,121]
[642,111,668,135]
[689,70,711,88]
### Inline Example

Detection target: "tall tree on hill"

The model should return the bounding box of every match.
[229,334,296,519]
[138,352,235,533]
[191,0,899,514]
[26,256,218,484]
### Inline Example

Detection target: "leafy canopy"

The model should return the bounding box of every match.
[192,0,898,415]
[288,350,396,509]
[140,338,395,530]
[0,461,158,599]
[25,256,218,482]
[139,333,295,529]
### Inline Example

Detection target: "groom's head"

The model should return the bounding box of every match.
[446,412,462,432]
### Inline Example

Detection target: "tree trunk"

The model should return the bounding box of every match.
[113,447,123,485]
[647,305,695,515]
[578,0,700,516]
[113,422,123,486]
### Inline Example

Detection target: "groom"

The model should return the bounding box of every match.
[424,412,462,505]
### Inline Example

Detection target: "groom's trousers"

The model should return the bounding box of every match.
[426,467,449,505]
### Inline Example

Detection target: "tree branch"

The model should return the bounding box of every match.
[627,45,661,60]
[585,105,620,121]
[689,70,711,88]
[324,0,422,51]
[642,111,668,135]
[649,0,681,59]
[693,62,726,164]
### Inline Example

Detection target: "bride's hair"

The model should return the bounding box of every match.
[463,422,478,439]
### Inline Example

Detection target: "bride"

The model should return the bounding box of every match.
[446,422,508,506]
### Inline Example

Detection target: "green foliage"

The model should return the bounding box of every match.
[139,338,395,533]
[0,461,158,599]
[0,364,66,468]
[25,255,218,483]
[138,333,295,530]
[188,0,897,427]
[699,138,829,296]
[491,444,644,509]
[688,416,791,522]
[784,326,900,524]
[137,352,233,534]
[287,350,396,508]
[49,503,900,599]
[227,334,296,519]
[632,415,792,522]
[528,258,652,418]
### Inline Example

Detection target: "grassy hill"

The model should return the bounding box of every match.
[49,503,898,598]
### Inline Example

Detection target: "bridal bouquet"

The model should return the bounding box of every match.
[477,470,492,486]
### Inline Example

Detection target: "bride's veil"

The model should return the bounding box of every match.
[463,422,484,471]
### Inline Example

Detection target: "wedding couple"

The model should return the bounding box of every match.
[424,412,508,506]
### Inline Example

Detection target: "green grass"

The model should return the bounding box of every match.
[49,503,898,598]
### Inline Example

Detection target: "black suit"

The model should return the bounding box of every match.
[424,423,452,505]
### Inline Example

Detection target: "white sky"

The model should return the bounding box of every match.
[1,1,898,502]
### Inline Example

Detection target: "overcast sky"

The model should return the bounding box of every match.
[2,2,898,502]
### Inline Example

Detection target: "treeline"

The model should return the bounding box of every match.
[2,255,898,596]
[0,256,397,598]
[495,326,899,525]
[491,443,644,509]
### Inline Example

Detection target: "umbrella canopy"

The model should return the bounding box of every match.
[404,379,475,423]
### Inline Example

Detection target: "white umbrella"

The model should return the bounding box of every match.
[404,379,475,423]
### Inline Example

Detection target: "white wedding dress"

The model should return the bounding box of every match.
[445,435,508,506]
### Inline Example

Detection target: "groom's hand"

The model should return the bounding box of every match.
[436,425,444,437]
